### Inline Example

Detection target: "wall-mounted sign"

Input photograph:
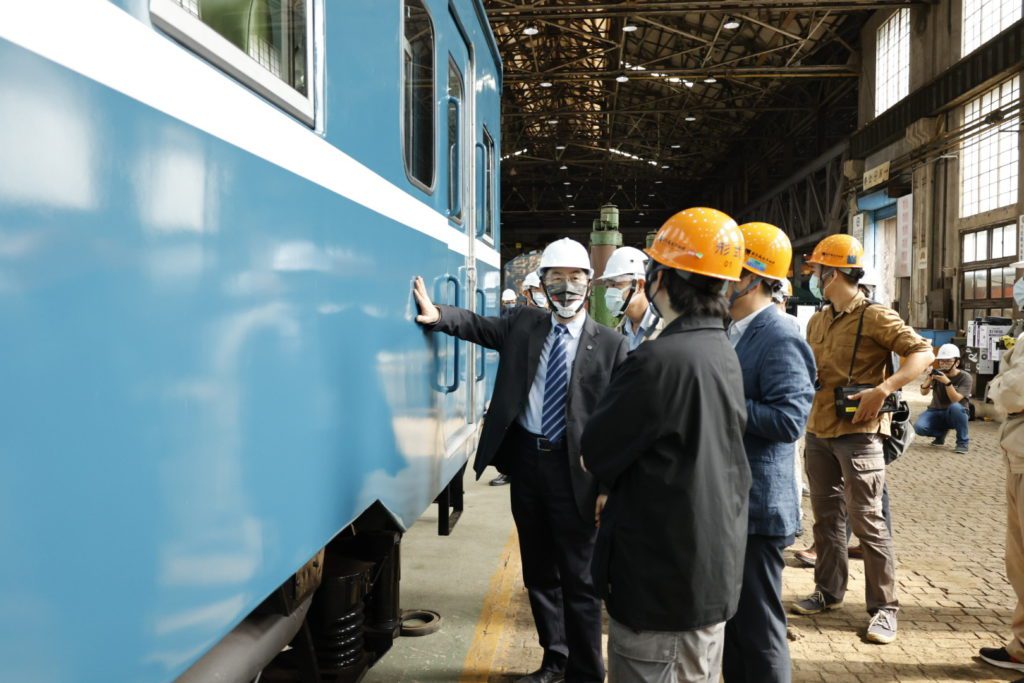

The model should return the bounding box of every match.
[863,161,891,190]
[895,194,913,278]
[851,212,866,243]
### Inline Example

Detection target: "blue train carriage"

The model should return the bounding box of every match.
[0,0,501,681]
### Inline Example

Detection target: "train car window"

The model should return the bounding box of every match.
[481,127,496,242]
[150,0,314,125]
[402,0,435,192]
[447,58,464,223]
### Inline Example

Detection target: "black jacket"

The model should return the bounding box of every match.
[429,305,628,521]
[582,315,751,631]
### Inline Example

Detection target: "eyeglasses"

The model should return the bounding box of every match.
[544,272,589,286]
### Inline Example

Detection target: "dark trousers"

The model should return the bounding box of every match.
[722,534,794,683]
[509,434,604,683]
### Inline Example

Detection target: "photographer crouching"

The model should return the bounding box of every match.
[914,344,973,454]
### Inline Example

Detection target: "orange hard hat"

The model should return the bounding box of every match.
[806,233,865,269]
[738,222,792,281]
[645,207,744,281]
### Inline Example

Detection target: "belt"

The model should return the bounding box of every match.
[514,424,566,452]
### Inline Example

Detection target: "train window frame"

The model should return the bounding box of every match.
[150,0,315,127]
[402,0,437,194]
[481,126,496,244]
[447,56,465,225]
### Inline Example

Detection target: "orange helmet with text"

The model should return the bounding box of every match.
[806,233,865,269]
[645,207,744,281]
[738,222,792,281]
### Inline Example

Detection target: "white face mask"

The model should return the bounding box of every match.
[604,286,627,317]
[1015,277,1024,310]
[530,292,549,309]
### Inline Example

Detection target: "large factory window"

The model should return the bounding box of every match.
[961,222,1019,322]
[874,8,909,116]
[151,0,314,125]
[960,76,1020,218]
[963,0,1022,56]
[403,0,436,192]
[447,58,465,223]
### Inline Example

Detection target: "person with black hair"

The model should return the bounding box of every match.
[582,208,750,683]
[790,234,934,646]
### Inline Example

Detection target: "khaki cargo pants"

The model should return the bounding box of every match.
[805,433,899,613]
[1005,468,1024,660]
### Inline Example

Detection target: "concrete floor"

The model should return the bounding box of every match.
[364,468,516,683]
[365,384,1022,682]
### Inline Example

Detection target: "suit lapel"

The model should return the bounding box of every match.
[525,314,552,387]
[571,316,599,388]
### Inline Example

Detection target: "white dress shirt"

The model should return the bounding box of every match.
[728,301,773,347]
[518,313,586,434]
[622,308,660,352]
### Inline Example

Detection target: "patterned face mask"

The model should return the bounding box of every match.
[545,281,589,319]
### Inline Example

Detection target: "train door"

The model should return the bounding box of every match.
[437,7,475,457]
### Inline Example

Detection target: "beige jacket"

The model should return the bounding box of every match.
[990,333,1024,473]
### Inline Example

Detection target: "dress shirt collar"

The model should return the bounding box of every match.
[729,301,772,344]
[551,312,586,339]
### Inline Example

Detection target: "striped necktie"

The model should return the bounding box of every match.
[541,325,570,444]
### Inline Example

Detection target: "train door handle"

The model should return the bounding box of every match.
[429,275,461,394]
[475,288,486,382]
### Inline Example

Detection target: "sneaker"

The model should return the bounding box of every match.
[930,437,946,446]
[489,473,511,486]
[848,544,864,560]
[794,547,817,567]
[979,646,1024,672]
[955,444,969,454]
[866,609,897,644]
[791,591,843,615]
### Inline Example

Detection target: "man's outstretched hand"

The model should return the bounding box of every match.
[413,276,441,325]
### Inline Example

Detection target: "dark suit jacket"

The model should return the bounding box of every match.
[582,315,751,631]
[733,306,816,537]
[428,305,628,521]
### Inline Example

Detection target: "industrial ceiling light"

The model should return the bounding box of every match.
[540,81,553,88]
[559,164,568,170]
[523,25,539,36]
[723,18,740,29]
[565,194,572,198]
[622,23,638,32]
[616,74,629,83]
[685,115,697,122]
[655,180,663,184]
[704,76,717,84]
[671,144,681,148]
[684,80,695,88]
[667,77,681,84]
[563,181,571,185]
[661,164,670,169]
[555,144,566,150]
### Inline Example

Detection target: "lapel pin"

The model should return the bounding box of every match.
[586,344,593,350]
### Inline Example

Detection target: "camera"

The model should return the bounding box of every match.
[930,368,944,376]
[834,384,900,419]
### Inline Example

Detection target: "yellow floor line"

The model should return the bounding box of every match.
[459,529,521,683]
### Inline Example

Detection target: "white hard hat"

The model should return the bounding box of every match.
[501,289,517,303]
[772,277,793,303]
[522,271,541,289]
[859,265,879,288]
[538,238,593,277]
[936,343,960,360]
[601,246,648,281]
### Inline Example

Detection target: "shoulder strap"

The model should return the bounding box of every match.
[846,302,870,384]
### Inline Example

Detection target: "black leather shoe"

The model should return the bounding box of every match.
[489,473,511,486]
[514,669,565,683]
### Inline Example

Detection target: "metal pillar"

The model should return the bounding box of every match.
[589,204,623,327]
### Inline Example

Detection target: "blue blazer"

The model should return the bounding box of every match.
[734,306,816,537]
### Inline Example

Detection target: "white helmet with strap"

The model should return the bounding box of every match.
[501,289,517,303]
[538,238,593,277]
[522,271,541,289]
[601,247,648,282]
[936,343,960,360]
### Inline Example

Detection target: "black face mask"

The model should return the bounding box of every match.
[544,281,589,318]
[644,263,666,320]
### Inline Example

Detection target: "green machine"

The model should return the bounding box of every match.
[588,204,623,327]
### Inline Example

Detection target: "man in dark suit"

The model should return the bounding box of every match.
[722,222,816,683]
[413,238,628,683]
[582,208,751,682]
